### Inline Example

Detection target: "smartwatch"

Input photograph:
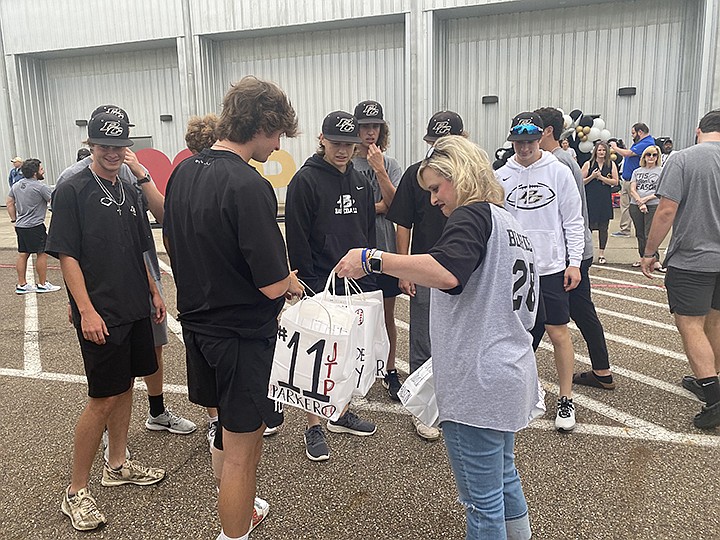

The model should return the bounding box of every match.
[369,250,384,274]
[137,175,152,185]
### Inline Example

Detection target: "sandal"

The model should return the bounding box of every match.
[572,370,616,390]
[597,256,606,264]
[632,261,641,267]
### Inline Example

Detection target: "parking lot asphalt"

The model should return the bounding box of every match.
[0,213,718,540]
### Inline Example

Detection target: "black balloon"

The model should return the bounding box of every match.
[579,114,594,128]
[569,109,583,122]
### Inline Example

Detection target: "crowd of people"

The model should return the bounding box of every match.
[6,75,720,539]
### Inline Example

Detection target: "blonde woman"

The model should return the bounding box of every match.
[336,136,542,540]
[629,145,664,269]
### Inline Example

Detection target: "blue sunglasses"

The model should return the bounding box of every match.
[510,124,542,135]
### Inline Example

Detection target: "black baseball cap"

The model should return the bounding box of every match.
[354,100,385,124]
[90,104,134,127]
[424,111,464,142]
[322,111,361,143]
[87,113,134,147]
[507,112,544,141]
[76,148,91,161]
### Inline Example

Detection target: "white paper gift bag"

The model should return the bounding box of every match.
[319,274,389,397]
[397,358,439,428]
[268,294,359,421]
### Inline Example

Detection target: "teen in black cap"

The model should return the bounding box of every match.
[285,110,378,462]
[352,100,404,402]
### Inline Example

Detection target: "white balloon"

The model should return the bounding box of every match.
[563,115,573,129]
[592,118,606,130]
[578,140,594,153]
[588,127,602,141]
[600,129,612,141]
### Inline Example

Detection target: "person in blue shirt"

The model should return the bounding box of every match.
[8,156,23,188]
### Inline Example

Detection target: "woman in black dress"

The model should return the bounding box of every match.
[582,141,619,264]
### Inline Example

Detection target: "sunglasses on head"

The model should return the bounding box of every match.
[510,123,542,135]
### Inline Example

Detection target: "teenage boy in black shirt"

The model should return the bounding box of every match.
[164,76,302,540]
[48,112,166,532]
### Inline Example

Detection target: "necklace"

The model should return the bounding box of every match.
[91,169,126,215]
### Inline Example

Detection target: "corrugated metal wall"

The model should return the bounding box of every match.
[441,0,702,154]
[212,22,407,201]
[33,47,183,182]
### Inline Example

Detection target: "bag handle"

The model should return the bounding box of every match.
[321,271,354,308]
[293,294,334,328]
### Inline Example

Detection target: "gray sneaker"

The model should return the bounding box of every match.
[102,428,131,463]
[101,459,165,487]
[304,425,330,461]
[327,410,377,436]
[145,408,197,435]
[61,486,106,531]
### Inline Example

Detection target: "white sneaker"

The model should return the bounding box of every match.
[145,408,197,435]
[15,283,35,294]
[36,281,61,293]
[251,497,270,532]
[412,417,441,441]
[263,426,279,437]
[555,397,576,432]
[102,429,131,463]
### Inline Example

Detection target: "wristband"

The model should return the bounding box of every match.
[643,254,656,258]
[361,248,371,275]
[137,175,152,185]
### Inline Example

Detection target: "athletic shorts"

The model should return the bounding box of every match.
[665,267,720,316]
[537,270,571,326]
[377,273,401,298]
[183,329,283,433]
[77,317,157,398]
[16,224,47,254]
[149,278,168,347]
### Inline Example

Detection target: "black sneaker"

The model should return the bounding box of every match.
[682,375,707,402]
[693,401,720,429]
[304,425,330,461]
[327,411,377,436]
[382,370,402,402]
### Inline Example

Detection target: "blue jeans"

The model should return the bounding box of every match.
[442,422,531,540]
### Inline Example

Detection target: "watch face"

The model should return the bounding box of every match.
[369,257,382,273]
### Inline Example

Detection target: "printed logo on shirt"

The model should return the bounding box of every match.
[505,183,557,210]
[335,194,358,214]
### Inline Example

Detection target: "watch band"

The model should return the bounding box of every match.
[137,175,151,185]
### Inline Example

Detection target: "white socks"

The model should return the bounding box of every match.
[216,531,248,540]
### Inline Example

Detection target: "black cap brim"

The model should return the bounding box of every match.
[88,137,134,147]
[323,134,361,144]
[507,133,542,142]
[356,118,385,125]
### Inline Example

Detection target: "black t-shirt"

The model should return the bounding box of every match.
[163,149,289,339]
[386,161,448,254]
[46,169,151,327]
[428,203,493,295]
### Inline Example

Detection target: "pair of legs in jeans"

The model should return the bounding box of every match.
[443,421,531,540]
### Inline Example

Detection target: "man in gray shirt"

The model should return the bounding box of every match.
[642,109,720,429]
[6,158,60,294]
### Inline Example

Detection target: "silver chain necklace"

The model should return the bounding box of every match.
[91,169,126,215]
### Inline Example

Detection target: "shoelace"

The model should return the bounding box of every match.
[124,459,158,477]
[77,494,104,521]
[557,400,574,419]
[306,426,325,445]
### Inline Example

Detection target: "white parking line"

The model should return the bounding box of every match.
[23,258,41,374]
[591,274,666,291]
[594,307,677,332]
[590,288,668,309]
[592,265,665,280]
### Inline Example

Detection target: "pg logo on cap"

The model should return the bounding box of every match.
[362,103,380,117]
[336,118,356,132]
[100,120,125,138]
[432,120,452,136]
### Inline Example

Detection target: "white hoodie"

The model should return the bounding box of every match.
[497,150,585,276]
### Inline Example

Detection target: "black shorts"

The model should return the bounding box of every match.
[377,273,401,298]
[183,330,283,433]
[77,317,157,398]
[665,267,720,316]
[16,224,47,254]
[538,270,571,326]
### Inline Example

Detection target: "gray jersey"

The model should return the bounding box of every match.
[430,204,544,432]
[9,179,52,228]
[352,155,403,252]
[656,141,720,272]
[553,147,593,260]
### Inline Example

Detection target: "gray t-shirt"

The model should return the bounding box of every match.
[8,178,52,228]
[656,141,720,271]
[553,147,593,260]
[352,155,403,252]
[630,166,662,206]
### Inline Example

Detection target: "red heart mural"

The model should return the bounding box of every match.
[136,148,193,195]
